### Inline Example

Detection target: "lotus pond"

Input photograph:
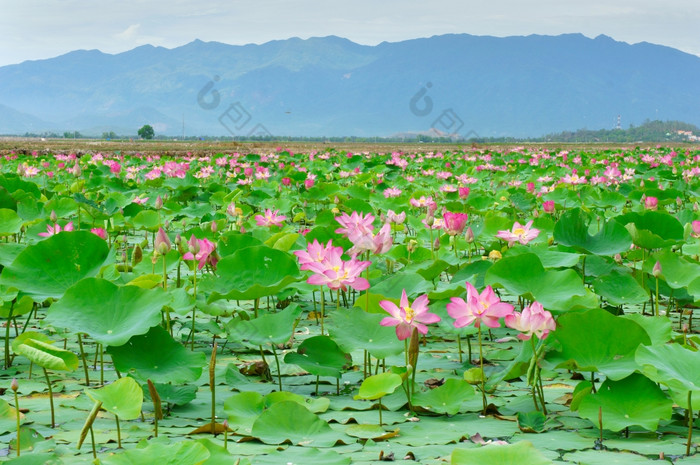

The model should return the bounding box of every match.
[1,146,700,464]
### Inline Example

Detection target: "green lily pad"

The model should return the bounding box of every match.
[327,306,404,360]
[412,379,475,415]
[201,245,299,302]
[451,441,553,465]
[550,308,650,380]
[0,208,23,236]
[635,343,700,409]
[283,335,350,378]
[355,372,403,401]
[578,373,672,432]
[86,376,143,420]
[12,336,79,372]
[516,411,547,433]
[0,231,111,300]
[225,303,302,346]
[217,232,263,257]
[561,450,655,464]
[46,278,170,347]
[620,314,672,346]
[645,249,700,290]
[250,401,341,447]
[100,438,210,465]
[252,447,350,465]
[592,272,648,306]
[132,210,162,231]
[485,253,598,311]
[618,211,684,249]
[107,326,206,384]
[553,208,631,255]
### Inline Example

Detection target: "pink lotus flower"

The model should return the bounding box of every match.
[39,221,74,237]
[132,196,149,205]
[458,187,470,199]
[293,239,343,274]
[692,220,700,238]
[379,289,441,340]
[304,178,315,189]
[386,210,406,224]
[255,209,287,227]
[371,223,393,255]
[504,301,555,340]
[496,220,540,246]
[335,211,374,240]
[447,282,514,329]
[644,196,658,210]
[183,236,218,270]
[410,196,437,211]
[90,227,107,239]
[443,211,469,236]
[306,255,371,292]
[542,200,555,214]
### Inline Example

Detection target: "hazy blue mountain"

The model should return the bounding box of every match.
[1,33,699,137]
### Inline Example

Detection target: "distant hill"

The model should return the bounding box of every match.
[1,33,699,138]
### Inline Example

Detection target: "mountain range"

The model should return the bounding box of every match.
[1,33,699,138]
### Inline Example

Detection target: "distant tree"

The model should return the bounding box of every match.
[102,131,117,140]
[137,124,155,140]
[63,131,82,139]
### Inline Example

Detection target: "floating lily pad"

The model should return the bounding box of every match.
[250,401,342,447]
[592,272,648,306]
[99,438,210,465]
[412,379,475,415]
[451,441,553,464]
[636,343,700,409]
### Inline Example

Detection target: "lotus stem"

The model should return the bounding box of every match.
[655,277,660,317]
[378,397,383,426]
[210,341,217,433]
[457,334,462,363]
[688,391,693,456]
[320,290,325,336]
[147,380,162,437]
[115,415,121,448]
[4,299,14,369]
[43,368,55,428]
[271,343,283,392]
[12,379,20,456]
[191,266,197,351]
[478,325,487,415]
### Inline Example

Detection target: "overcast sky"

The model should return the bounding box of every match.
[1,0,699,67]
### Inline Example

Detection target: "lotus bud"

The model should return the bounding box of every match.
[151,253,158,265]
[408,328,420,370]
[425,213,434,227]
[226,202,237,217]
[652,261,662,278]
[211,221,217,233]
[155,195,163,210]
[49,210,57,222]
[533,209,539,218]
[465,227,475,243]
[677,197,683,208]
[174,233,182,246]
[73,162,82,177]
[407,239,418,253]
[433,236,440,251]
[10,377,18,392]
[132,244,143,266]
[155,227,171,255]
[187,234,200,254]
[614,253,622,264]
[488,249,502,261]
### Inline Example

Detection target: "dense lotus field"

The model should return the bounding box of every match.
[1,145,700,464]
